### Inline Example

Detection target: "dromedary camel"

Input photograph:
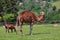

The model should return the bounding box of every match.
[15,10,45,35]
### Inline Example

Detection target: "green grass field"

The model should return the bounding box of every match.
[0,24,60,40]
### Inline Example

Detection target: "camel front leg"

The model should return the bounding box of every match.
[29,23,33,35]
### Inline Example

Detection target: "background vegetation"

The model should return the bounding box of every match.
[0,0,60,23]
[0,0,60,40]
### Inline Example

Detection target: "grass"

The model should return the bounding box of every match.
[0,24,60,40]
[52,1,60,9]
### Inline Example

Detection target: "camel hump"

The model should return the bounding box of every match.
[18,10,37,22]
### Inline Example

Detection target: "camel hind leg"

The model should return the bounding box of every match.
[19,21,23,35]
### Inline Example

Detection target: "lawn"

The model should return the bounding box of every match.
[0,24,60,40]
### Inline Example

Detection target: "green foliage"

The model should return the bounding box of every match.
[52,1,60,9]
[53,0,59,2]
[45,10,60,20]
[0,0,60,23]
[0,0,18,15]
[52,13,60,20]
[0,0,19,22]
[0,17,2,22]
[3,14,15,22]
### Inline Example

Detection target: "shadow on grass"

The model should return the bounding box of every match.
[33,32,50,35]
[25,32,50,36]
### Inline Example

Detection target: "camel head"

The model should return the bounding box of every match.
[36,11,45,22]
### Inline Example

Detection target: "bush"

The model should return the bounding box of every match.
[52,13,60,20]
[0,16,2,22]
[3,14,15,22]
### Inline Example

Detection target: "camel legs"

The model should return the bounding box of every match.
[29,23,33,35]
[19,22,23,35]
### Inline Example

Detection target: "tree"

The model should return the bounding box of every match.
[0,0,19,23]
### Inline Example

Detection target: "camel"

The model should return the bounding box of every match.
[15,10,45,35]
